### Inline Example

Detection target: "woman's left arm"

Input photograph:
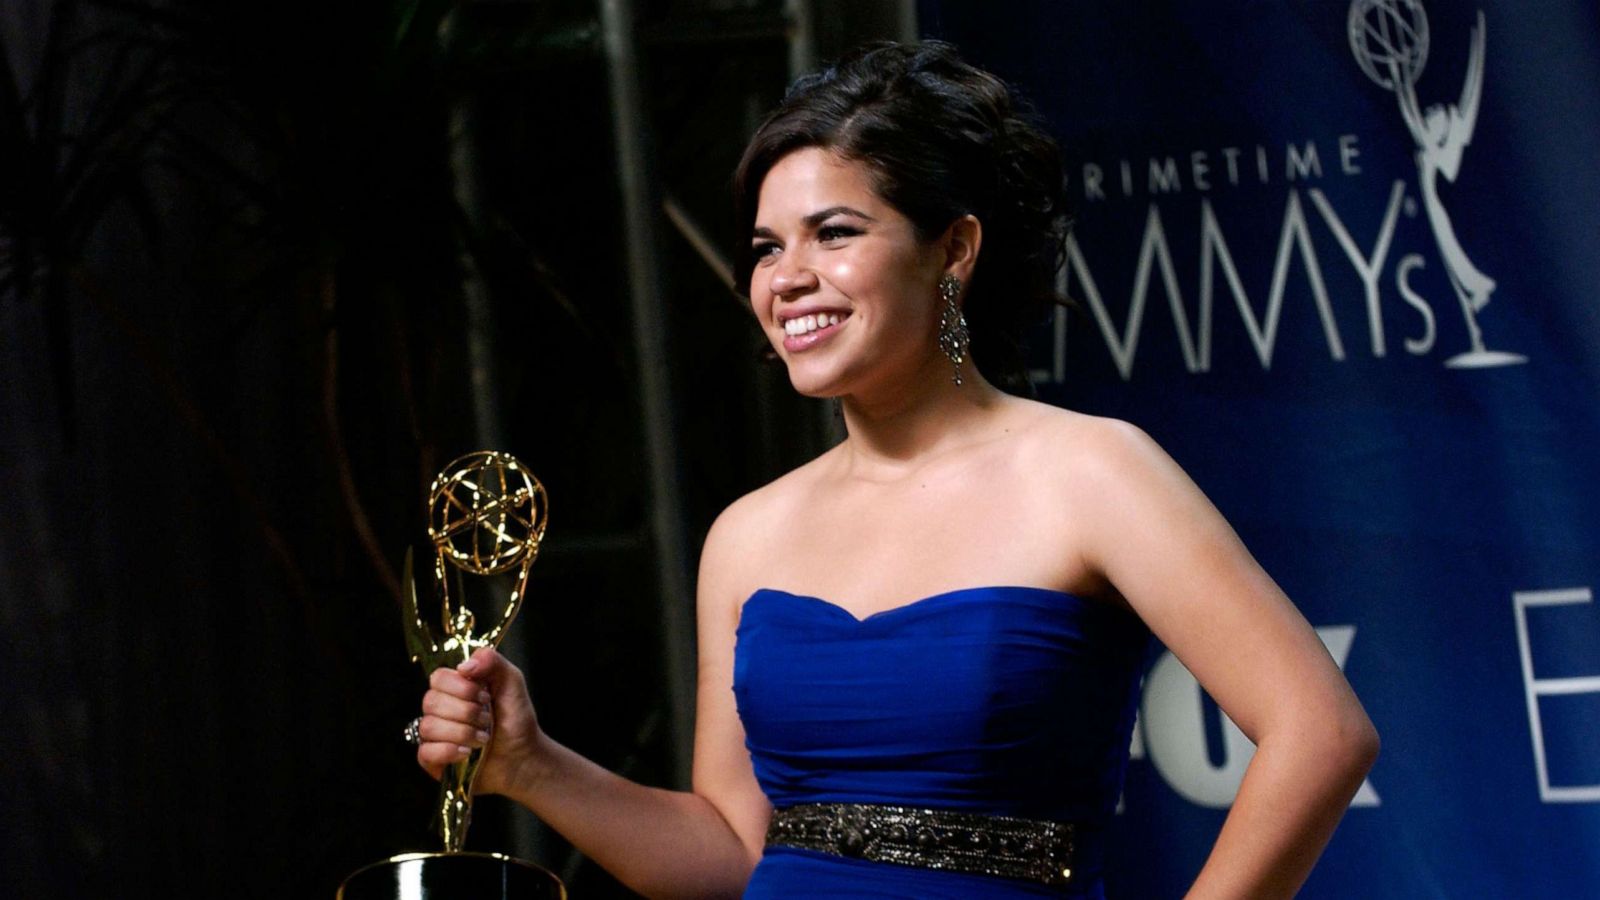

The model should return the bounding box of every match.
[1072,419,1379,900]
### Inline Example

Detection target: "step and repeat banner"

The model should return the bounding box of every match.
[923,2,1600,896]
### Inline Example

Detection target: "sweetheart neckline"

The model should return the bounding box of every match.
[745,585,1106,625]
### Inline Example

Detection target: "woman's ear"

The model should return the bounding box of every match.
[942,214,982,287]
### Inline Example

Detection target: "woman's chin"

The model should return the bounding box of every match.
[783,366,849,400]
[787,378,844,400]
[773,356,826,393]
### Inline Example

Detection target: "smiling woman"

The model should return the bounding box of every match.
[734,43,1071,397]
[413,41,1378,900]
[745,147,963,399]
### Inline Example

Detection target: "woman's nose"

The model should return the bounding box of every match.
[768,248,818,297]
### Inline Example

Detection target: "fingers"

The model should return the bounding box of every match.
[417,740,472,781]
[449,647,532,723]
[420,673,493,742]
[455,645,509,683]
[423,677,491,722]
[429,664,489,701]
[418,704,492,749]
[415,648,533,787]
[415,694,493,782]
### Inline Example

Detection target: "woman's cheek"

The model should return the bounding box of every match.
[749,283,774,327]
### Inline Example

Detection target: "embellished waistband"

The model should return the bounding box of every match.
[764,802,1076,888]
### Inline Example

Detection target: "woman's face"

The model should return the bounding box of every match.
[749,147,948,399]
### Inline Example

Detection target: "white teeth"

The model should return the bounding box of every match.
[783,313,846,336]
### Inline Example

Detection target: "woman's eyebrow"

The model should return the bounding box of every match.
[804,206,875,227]
[752,206,876,240]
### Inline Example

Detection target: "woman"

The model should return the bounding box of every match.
[416,42,1378,898]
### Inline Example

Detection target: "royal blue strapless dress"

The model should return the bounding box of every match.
[734,586,1149,899]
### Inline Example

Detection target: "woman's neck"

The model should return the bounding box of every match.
[835,355,1010,482]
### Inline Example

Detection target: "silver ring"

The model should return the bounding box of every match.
[404,716,423,746]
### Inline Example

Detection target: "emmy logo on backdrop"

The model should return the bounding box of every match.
[339,450,564,899]
[1348,0,1525,368]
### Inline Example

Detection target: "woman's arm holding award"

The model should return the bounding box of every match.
[355,452,765,899]
[340,451,564,899]
[414,500,770,899]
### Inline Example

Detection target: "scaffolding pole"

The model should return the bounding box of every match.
[598,0,697,788]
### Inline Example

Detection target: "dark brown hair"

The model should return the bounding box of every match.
[733,41,1072,393]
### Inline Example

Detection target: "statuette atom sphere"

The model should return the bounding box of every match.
[427,450,548,576]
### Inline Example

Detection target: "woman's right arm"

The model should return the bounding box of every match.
[417,504,771,899]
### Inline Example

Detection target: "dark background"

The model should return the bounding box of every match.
[12,2,1599,898]
[0,0,912,896]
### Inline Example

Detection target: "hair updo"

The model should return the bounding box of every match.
[733,40,1072,394]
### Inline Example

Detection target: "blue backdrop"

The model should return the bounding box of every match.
[921,2,1600,896]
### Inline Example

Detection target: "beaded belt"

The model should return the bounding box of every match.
[764,802,1076,888]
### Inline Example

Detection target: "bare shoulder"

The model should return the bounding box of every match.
[998,401,1193,575]
[698,447,844,614]
[1002,400,1173,490]
[705,447,839,553]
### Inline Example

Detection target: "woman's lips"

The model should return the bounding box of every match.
[781,312,848,352]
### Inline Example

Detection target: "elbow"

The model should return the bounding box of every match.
[1334,706,1380,781]
[1280,701,1378,784]
[1356,715,1381,772]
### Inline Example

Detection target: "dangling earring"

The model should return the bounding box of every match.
[937,274,970,385]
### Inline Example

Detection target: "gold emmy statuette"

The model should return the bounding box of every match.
[338,451,565,900]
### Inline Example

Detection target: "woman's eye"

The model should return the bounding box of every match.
[818,225,859,242]
[751,241,780,260]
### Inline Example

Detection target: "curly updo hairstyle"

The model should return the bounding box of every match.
[733,41,1072,394]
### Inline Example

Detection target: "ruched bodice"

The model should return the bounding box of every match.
[734,586,1149,898]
